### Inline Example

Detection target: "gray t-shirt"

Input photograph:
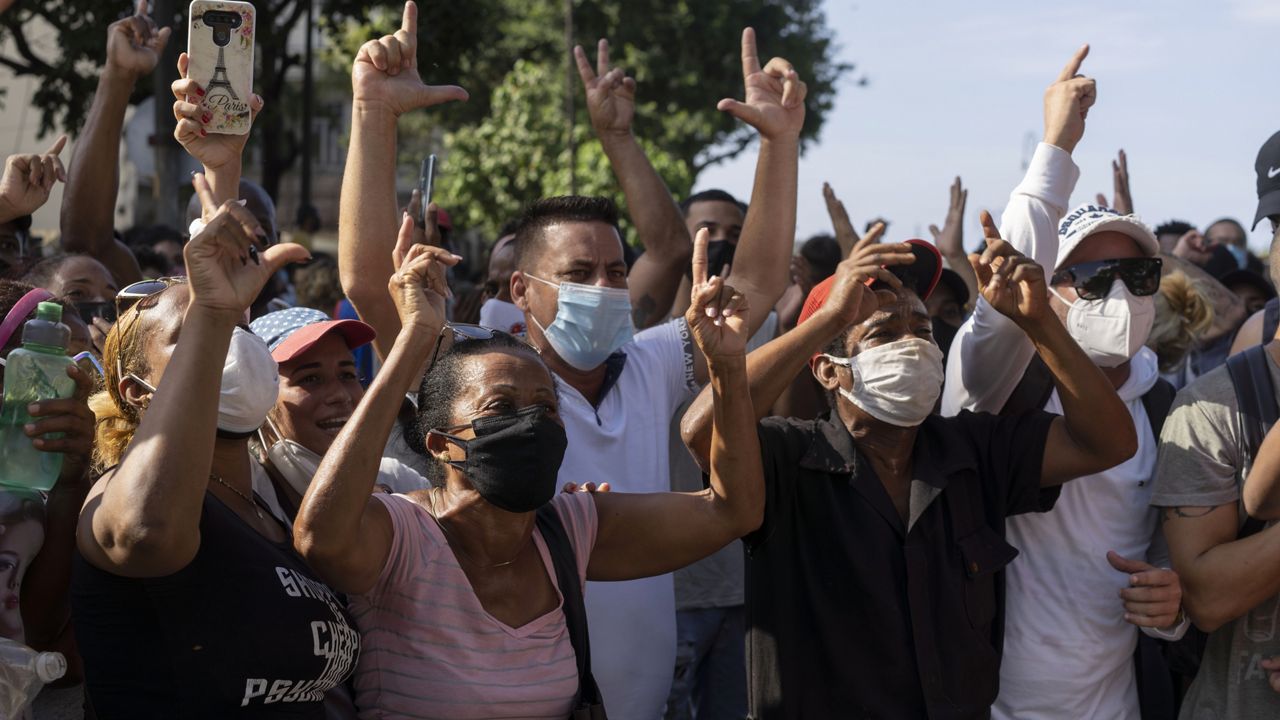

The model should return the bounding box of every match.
[1150,355,1280,719]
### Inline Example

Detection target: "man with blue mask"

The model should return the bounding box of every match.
[506,29,801,719]
[943,45,1189,719]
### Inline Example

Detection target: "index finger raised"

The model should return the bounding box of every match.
[192,172,218,214]
[573,45,595,84]
[692,227,710,286]
[46,134,67,157]
[979,209,1002,241]
[400,1,418,44]
[1057,43,1089,82]
[740,27,761,78]
[596,38,610,79]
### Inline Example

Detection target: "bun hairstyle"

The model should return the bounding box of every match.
[403,333,549,486]
[1148,271,1215,374]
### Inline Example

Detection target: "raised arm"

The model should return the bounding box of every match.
[0,136,66,226]
[575,40,690,330]
[77,174,307,578]
[942,45,1093,415]
[687,28,805,384]
[929,176,977,306]
[682,227,912,465]
[969,214,1137,485]
[170,52,264,212]
[295,218,457,594]
[586,229,762,580]
[338,1,467,361]
[822,182,861,259]
[60,0,170,285]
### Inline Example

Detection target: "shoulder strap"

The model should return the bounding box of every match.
[1225,345,1278,537]
[1140,379,1177,440]
[535,503,604,710]
[1264,297,1280,345]
[999,354,1056,417]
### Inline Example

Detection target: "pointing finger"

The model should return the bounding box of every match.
[1057,43,1090,82]
[692,227,709,287]
[979,210,1002,242]
[573,45,595,84]
[192,172,218,214]
[400,0,418,40]
[740,27,761,78]
[46,134,67,157]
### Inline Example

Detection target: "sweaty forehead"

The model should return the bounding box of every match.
[452,350,554,414]
[526,221,624,273]
[846,290,928,344]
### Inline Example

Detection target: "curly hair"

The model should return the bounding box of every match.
[1148,271,1215,374]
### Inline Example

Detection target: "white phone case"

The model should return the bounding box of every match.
[187,1,256,135]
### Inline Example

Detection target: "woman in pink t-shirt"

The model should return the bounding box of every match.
[293,225,763,718]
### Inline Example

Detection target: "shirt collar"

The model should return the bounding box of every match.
[799,411,978,482]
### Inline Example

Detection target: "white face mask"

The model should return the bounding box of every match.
[124,327,280,434]
[824,337,944,428]
[478,297,527,334]
[260,417,320,498]
[1049,280,1154,368]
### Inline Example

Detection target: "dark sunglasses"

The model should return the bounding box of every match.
[115,277,186,317]
[427,323,534,371]
[1050,257,1162,301]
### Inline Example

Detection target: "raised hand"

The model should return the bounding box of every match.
[929,176,968,258]
[1172,228,1212,265]
[184,173,308,317]
[575,39,636,139]
[352,1,468,117]
[686,228,750,360]
[1106,551,1183,629]
[172,52,263,169]
[0,135,68,222]
[388,212,458,333]
[1043,44,1096,154]
[970,210,1050,325]
[822,182,861,257]
[1095,149,1132,214]
[717,28,807,141]
[106,0,172,80]
[817,224,915,328]
[399,188,443,251]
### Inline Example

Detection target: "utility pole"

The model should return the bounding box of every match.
[563,0,576,195]
[301,0,314,212]
[153,0,181,227]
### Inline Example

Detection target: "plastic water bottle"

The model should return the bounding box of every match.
[0,302,74,494]
[0,637,66,719]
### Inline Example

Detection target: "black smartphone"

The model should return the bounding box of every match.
[78,301,117,325]
[419,155,436,221]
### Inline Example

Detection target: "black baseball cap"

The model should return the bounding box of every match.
[1253,130,1280,230]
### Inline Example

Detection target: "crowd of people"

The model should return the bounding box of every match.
[3,1,1280,719]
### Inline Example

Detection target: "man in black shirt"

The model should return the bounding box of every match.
[681,222,1139,719]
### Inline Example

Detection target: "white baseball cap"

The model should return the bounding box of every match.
[1054,203,1159,269]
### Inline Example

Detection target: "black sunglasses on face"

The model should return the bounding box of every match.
[1050,257,1163,301]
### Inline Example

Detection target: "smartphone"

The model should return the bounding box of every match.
[77,301,117,325]
[419,155,436,221]
[187,1,256,135]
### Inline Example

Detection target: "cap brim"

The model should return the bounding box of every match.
[1254,189,1280,230]
[271,319,376,363]
[937,268,971,305]
[879,239,943,301]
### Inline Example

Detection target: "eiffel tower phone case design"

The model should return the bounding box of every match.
[187,1,256,135]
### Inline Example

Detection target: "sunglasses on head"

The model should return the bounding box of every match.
[427,323,534,372]
[115,277,187,317]
[1050,257,1162,301]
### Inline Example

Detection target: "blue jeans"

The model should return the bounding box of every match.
[664,606,747,720]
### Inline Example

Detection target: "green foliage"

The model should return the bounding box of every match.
[435,59,692,241]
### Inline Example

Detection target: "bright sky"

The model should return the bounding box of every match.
[697,0,1280,254]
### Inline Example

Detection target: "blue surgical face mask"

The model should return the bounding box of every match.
[1227,244,1250,269]
[525,275,635,371]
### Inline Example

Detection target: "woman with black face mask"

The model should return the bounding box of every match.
[293,225,763,718]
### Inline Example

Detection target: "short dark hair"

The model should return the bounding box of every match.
[1155,220,1196,238]
[1206,217,1247,244]
[679,189,747,216]
[800,234,842,284]
[403,334,550,485]
[21,254,74,291]
[512,196,621,272]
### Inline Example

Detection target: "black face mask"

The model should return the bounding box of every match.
[433,405,568,513]
[704,240,736,278]
[932,316,959,360]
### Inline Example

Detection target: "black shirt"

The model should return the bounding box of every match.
[72,492,360,718]
[745,409,1057,720]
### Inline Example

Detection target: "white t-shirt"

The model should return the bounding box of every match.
[555,318,698,720]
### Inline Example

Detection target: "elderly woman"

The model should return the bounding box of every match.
[70,175,358,718]
[249,306,428,519]
[292,222,762,718]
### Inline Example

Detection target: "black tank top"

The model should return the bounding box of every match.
[71,491,359,718]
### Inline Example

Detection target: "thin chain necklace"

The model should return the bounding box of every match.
[211,473,264,520]
[426,494,523,569]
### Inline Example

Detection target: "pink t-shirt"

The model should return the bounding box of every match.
[350,491,598,719]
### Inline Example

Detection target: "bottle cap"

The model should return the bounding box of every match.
[35,651,67,682]
[21,302,70,351]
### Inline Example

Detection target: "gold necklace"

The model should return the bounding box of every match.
[211,473,264,520]
[426,495,523,569]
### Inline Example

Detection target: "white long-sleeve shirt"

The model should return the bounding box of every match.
[941,142,1187,720]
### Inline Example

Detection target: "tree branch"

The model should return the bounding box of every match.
[693,134,755,174]
[0,16,54,75]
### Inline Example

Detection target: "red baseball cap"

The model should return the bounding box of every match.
[797,239,943,326]
[250,307,376,364]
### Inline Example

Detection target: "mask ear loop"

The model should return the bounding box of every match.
[426,427,470,469]
[258,414,285,451]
